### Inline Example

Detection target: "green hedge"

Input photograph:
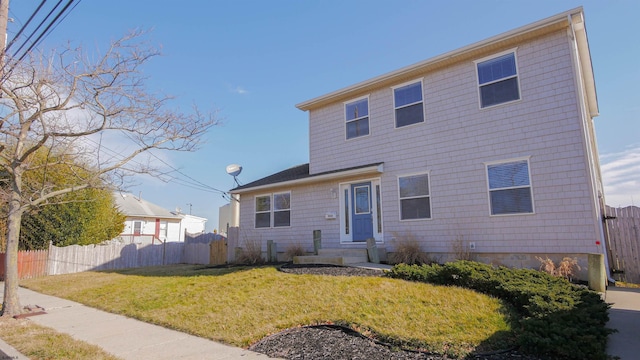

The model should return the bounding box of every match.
[387,261,613,360]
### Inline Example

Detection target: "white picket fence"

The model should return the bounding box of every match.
[47,242,212,276]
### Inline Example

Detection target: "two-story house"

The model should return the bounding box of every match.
[230,7,606,271]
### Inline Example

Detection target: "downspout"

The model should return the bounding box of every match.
[568,13,614,283]
[230,193,240,227]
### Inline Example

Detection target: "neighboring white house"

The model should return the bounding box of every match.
[178,213,208,236]
[113,193,207,244]
[231,8,607,271]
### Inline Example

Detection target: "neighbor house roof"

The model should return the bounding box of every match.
[231,162,384,194]
[296,7,598,118]
[114,193,182,219]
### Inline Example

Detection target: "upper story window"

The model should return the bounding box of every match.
[345,97,369,139]
[393,80,424,128]
[398,173,431,220]
[476,51,520,108]
[255,192,291,228]
[486,159,533,215]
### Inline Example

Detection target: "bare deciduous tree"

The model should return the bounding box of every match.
[0,31,218,316]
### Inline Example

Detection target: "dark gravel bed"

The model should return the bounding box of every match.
[251,264,545,360]
[278,263,385,277]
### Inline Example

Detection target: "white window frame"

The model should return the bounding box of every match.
[273,191,291,228]
[133,220,143,235]
[475,49,521,109]
[344,95,370,140]
[392,79,425,128]
[485,157,535,216]
[254,192,291,228]
[254,194,272,228]
[397,172,432,221]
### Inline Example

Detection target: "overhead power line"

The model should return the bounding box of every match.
[4,0,47,53]
[2,0,81,81]
[77,137,229,197]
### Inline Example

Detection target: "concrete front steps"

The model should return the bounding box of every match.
[293,248,369,266]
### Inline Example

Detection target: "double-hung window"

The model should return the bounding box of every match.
[486,159,533,215]
[345,97,369,139]
[273,192,291,227]
[393,81,424,128]
[398,173,431,220]
[255,192,291,228]
[476,51,520,108]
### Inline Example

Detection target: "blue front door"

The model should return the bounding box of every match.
[351,182,373,242]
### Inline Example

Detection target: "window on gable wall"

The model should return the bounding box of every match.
[487,159,533,215]
[255,192,291,228]
[398,173,431,220]
[345,97,369,139]
[394,81,424,128]
[477,52,520,108]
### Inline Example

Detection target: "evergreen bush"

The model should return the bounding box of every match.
[387,261,613,360]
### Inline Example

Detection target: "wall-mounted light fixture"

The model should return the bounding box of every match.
[329,188,337,199]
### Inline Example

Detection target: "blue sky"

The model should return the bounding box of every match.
[7,1,640,231]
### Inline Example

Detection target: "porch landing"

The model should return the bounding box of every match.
[294,248,379,267]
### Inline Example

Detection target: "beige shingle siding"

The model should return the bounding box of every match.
[301,29,596,255]
[239,19,601,258]
[238,182,344,251]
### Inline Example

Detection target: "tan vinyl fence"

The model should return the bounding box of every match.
[47,241,227,276]
[0,238,231,279]
[48,242,185,275]
[604,205,640,284]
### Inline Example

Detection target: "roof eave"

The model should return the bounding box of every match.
[231,163,384,194]
[296,7,584,112]
[571,12,599,118]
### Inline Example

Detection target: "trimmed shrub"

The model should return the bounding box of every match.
[387,261,613,360]
[390,233,432,265]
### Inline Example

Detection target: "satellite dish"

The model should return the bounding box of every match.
[226,164,242,177]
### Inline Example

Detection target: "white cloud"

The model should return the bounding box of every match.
[230,86,248,95]
[600,145,640,207]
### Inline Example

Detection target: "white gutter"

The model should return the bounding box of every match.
[231,163,384,195]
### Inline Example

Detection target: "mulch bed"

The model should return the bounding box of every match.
[247,264,545,360]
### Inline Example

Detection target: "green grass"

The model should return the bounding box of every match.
[615,281,640,288]
[22,265,516,357]
[0,318,121,360]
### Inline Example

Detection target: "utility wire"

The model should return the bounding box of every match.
[14,0,76,63]
[77,136,229,196]
[3,0,80,81]
[9,0,63,60]
[4,0,47,52]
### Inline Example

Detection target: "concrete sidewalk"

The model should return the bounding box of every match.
[605,286,640,360]
[0,285,275,360]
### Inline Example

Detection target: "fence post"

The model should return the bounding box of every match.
[227,227,239,264]
[313,230,322,255]
[366,238,379,264]
[267,240,277,263]
[588,253,606,293]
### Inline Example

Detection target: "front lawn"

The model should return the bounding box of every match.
[22,264,515,357]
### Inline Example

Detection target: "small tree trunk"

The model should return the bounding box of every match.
[2,173,24,317]
[2,200,23,317]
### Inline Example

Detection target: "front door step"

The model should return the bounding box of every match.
[293,248,368,266]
